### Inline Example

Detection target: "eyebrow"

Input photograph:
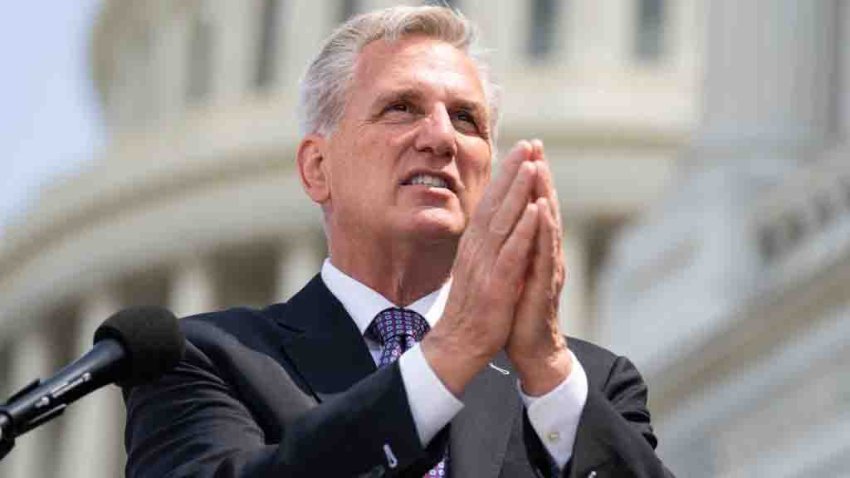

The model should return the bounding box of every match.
[372,89,425,110]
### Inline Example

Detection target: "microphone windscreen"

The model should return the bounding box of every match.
[93,306,185,386]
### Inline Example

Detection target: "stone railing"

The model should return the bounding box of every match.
[752,149,850,290]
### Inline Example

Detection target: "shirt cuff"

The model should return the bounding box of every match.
[398,343,465,446]
[518,350,588,469]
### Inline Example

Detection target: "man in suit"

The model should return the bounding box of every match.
[124,6,672,477]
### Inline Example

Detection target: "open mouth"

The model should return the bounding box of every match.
[402,173,452,190]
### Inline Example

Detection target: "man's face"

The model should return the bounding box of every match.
[321,36,493,244]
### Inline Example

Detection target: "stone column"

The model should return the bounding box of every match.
[275,236,321,302]
[468,0,523,74]
[559,219,590,340]
[684,0,838,290]
[842,1,850,140]
[284,0,336,86]
[571,0,630,71]
[0,331,53,478]
[213,0,252,101]
[56,291,125,478]
[157,1,188,122]
[690,0,836,168]
[169,256,217,317]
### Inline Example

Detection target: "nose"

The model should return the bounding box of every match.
[414,104,457,158]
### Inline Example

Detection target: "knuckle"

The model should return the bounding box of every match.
[488,220,512,238]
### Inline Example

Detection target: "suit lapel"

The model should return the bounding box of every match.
[450,351,521,477]
[274,274,377,402]
[275,275,521,475]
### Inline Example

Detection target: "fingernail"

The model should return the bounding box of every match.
[531,139,543,154]
[514,140,532,157]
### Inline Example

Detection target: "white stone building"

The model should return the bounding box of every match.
[0,1,703,476]
[599,1,850,476]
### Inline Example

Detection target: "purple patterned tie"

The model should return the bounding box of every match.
[367,308,448,478]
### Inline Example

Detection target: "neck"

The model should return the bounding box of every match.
[328,232,457,306]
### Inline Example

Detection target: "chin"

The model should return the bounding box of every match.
[402,211,465,242]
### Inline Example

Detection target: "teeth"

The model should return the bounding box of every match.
[409,174,449,189]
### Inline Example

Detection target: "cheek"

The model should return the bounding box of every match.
[459,163,491,216]
[336,157,398,206]
[332,136,380,188]
[462,153,491,192]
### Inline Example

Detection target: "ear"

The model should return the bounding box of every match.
[296,134,330,204]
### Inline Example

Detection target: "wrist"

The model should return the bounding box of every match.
[516,345,573,397]
[421,330,491,397]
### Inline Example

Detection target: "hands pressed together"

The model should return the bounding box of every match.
[422,140,571,398]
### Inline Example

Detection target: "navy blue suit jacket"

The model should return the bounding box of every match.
[123,275,671,477]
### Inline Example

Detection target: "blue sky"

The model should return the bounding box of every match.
[0,1,102,234]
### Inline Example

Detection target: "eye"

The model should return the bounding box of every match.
[377,100,421,123]
[453,110,477,125]
[451,109,480,133]
[383,101,414,115]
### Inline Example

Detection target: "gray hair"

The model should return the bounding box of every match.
[298,5,501,141]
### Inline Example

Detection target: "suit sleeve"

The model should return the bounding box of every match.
[523,355,675,478]
[123,338,446,477]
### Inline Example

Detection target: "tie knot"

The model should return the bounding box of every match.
[367,308,429,346]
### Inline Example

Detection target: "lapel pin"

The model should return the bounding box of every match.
[488,363,510,375]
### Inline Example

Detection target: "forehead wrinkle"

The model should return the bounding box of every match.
[351,37,488,110]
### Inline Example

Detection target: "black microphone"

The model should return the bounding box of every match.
[0,306,185,461]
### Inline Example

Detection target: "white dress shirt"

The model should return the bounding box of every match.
[320,259,588,469]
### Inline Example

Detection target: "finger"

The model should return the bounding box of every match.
[533,198,556,282]
[530,141,562,232]
[539,162,563,240]
[472,141,532,225]
[489,160,537,238]
[530,139,544,160]
[493,202,539,288]
[539,196,567,293]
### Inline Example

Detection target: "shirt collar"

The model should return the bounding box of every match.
[320,258,451,336]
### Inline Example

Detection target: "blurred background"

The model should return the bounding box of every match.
[1,0,848,476]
